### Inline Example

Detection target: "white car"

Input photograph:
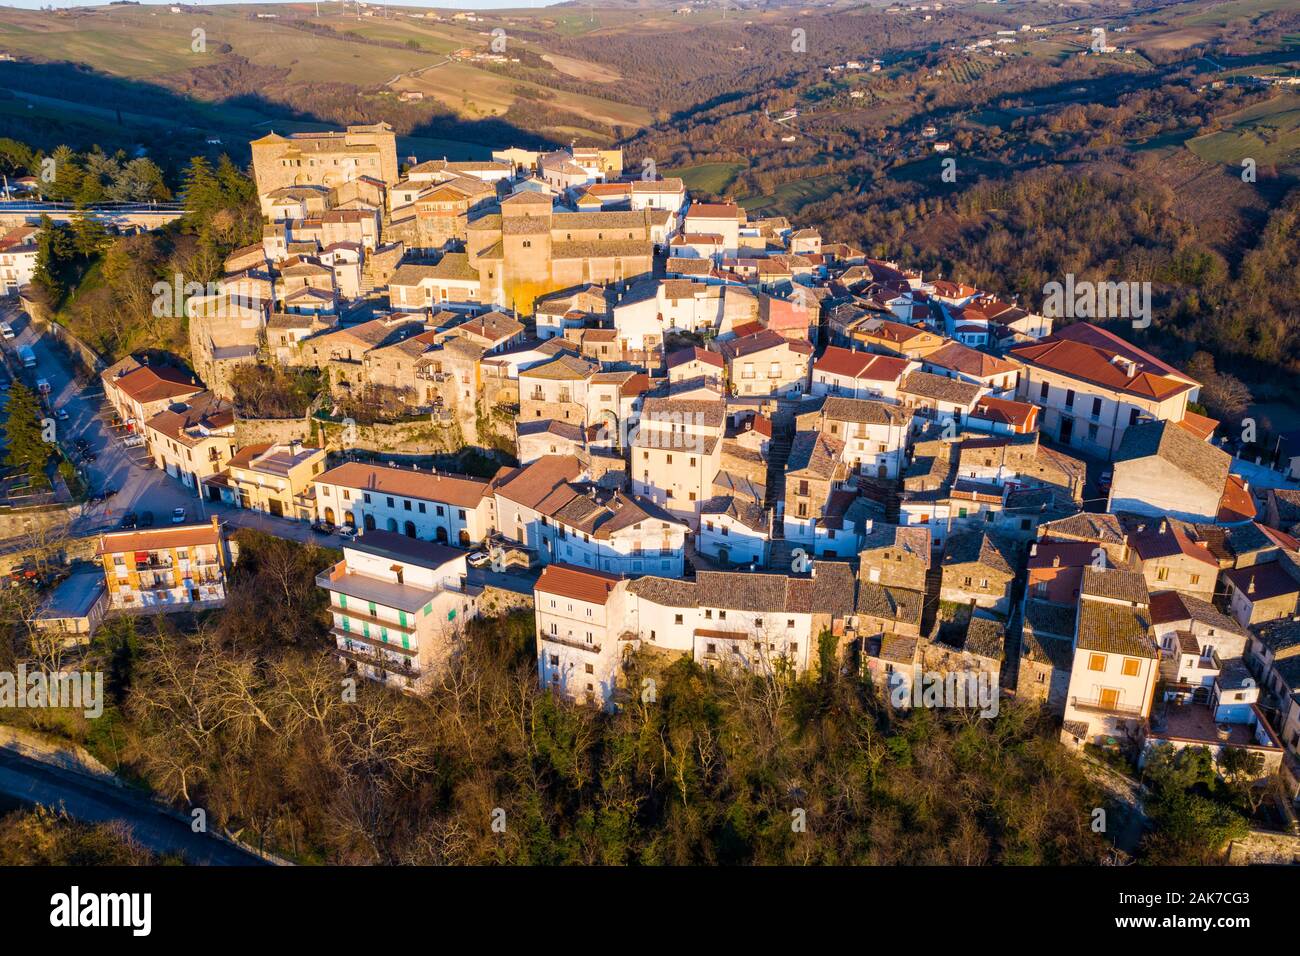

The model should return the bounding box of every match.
[467,550,490,568]
[171,507,186,523]
[0,322,14,340]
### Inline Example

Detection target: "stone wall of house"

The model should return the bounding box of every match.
[519,399,588,427]
[0,504,80,554]
[315,414,465,459]
[478,585,535,618]
[1226,828,1300,865]
[234,415,315,448]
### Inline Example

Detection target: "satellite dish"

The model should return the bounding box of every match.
[1242,677,1256,688]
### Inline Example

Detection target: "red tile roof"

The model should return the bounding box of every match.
[814,346,910,382]
[1176,410,1219,442]
[316,462,493,508]
[1010,334,1194,402]
[1218,473,1256,524]
[110,364,202,404]
[536,563,622,606]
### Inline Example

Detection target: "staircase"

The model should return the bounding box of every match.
[919,557,945,637]
[763,429,793,513]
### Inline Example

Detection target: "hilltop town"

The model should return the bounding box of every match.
[2,116,1292,820]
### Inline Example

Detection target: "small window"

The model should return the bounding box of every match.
[1088,653,1106,672]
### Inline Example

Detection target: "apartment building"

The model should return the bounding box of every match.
[102,355,205,431]
[810,347,914,402]
[1010,323,1199,459]
[0,225,38,294]
[614,278,726,347]
[143,391,236,493]
[851,317,946,359]
[493,455,688,574]
[313,461,496,544]
[796,395,912,479]
[97,518,234,612]
[535,564,629,709]
[631,396,726,527]
[317,531,477,693]
[718,328,813,399]
[698,493,770,567]
[1119,516,1218,602]
[1060,567,1160,750]
[220,441,327,522]
[898,371,984,430]
[625,569,849,676]
[388,256,483,311]
[922,341,1021,396]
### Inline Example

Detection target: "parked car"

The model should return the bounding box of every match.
[0,322,14,340]
[310,520,335,535]
[336,526,358,541]
[74,438,90,452]
[35,378,51,395]
[467,550,490,568]
[55,408,69,421]
[119,512,138,530]
[79,450,97,464]
[172,507,186,524]
[139,511,155,528]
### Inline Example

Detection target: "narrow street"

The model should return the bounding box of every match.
[0,747,269,865]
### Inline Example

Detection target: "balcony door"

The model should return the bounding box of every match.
[1098,687,1120,710]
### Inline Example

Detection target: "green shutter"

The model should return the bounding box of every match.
[339,594,347,609]
[423,602,432,616]
[341,617,350,633]
[398,610,407,628]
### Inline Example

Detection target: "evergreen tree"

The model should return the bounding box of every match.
[3,382,51,490]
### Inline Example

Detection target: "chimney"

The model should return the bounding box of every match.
[1159,519,1167,534]
[1029,543,1038,557]
[1051,554,1060,568]
[211,515,220,532]
[1248,577,1255,595]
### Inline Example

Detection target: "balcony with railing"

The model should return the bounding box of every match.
[540,630,602,654]
[1069,695,1143,717]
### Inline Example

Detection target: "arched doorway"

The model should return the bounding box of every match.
[324,507,336,525]
[458,530,470,546]
[404,521,416,538]
[435,527,448,544]
[362,513,374,531]
[386,518,398,532]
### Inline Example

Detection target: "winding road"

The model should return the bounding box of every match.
[0,747,270,865]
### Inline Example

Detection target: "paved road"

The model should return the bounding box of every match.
[0,747,268,865]
[0,301,544,591]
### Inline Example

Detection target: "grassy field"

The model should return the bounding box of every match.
[739,172,851,217]
[1187,92,1300,169]
[672,162,746,195]
[0,4,650,137]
